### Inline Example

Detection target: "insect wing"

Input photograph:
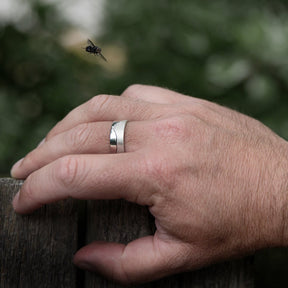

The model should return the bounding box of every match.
[99,52,108,62]
[87,39,96,47]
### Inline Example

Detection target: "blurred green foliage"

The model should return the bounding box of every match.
[0,0,288,178]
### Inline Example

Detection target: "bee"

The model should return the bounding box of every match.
[85,39,107,62]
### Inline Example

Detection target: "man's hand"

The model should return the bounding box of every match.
[11,85,288,285]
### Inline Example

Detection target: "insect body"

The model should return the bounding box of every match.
[85,39,107,62]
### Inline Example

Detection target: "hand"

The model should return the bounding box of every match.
[11,85,288,285]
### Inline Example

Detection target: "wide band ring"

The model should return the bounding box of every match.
[110,120,128,153]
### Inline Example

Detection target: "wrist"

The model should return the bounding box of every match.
[279,140,288,247]
[261,138,288,248]
[251,137,288,250]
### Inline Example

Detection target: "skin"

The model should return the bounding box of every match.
[11,84,288,285]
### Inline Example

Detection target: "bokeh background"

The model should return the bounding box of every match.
[1,0,288,286]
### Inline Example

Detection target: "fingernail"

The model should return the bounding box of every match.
[75,261,94,271]
[10,158,24,177]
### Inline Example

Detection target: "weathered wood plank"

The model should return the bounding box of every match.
[0,178,254,287]
[86,200,254,288]
[0,178,78,288]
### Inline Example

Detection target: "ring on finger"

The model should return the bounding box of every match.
[109,120,128,153]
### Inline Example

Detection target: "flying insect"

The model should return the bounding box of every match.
[85,39,107,62]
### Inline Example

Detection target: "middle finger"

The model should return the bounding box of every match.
[45,95,163,141]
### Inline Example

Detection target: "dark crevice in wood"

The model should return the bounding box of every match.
[76,200,87,288]
[0,178,254,287]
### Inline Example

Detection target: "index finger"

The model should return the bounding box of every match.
[12,153,153,214]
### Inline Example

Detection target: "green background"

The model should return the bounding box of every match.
[1,0,288,286]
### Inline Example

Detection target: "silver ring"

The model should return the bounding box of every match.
[110,120,128,153]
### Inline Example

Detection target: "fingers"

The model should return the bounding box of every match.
[45,94,160,141]
[12,153,151,214]
[11,121,110,179]
[73,236,187,285]
[121,84,193,104]
[45,84,194,141]
[11,120,151,179]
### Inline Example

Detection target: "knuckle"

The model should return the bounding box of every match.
[117,248,137,285]
[121,84,145,98]
[89,94,112,113]
[188,102,210,118]
[154,116,189,143]
[68,123,91,149]
[56,156,80,187]
[141,152,175,195]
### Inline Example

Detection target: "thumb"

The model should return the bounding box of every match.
[73,235,187,285]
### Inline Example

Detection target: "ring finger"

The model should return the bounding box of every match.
[11,120,151,179]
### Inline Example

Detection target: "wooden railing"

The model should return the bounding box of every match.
[0,178,254,287]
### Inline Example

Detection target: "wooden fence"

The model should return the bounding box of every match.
[0,178,254,287]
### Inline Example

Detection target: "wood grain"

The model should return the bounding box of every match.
[0,178,254,287]
[86,200,254,288]
[0,178,78,288]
